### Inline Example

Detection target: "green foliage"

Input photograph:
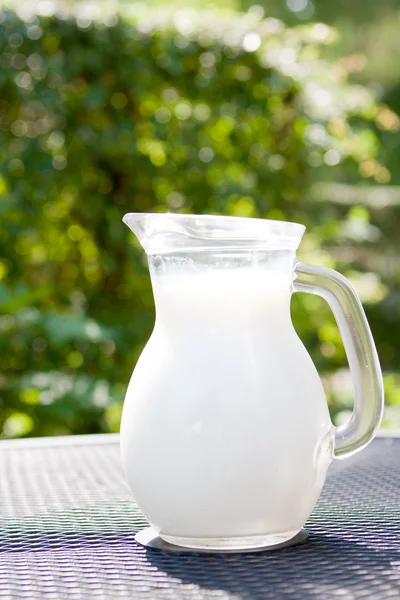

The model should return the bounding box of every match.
[0,8,397,437]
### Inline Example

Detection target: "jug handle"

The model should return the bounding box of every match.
[293,262,384,460]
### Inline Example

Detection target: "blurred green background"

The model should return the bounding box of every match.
[1,0,399,439]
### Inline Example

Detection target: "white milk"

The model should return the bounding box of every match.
[120,268,333,548]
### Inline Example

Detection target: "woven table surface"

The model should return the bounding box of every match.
[0,434,399,599]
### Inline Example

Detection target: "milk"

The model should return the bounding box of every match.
[120,268,333,548]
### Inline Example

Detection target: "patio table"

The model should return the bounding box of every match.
[0,433,398,599]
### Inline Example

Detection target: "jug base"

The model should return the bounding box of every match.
[136,527,308,553]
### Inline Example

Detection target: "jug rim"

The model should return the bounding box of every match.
[123,212,305,254]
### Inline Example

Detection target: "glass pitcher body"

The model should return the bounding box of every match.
[121,213,383,550]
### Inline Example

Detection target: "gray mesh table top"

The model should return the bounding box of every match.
[0,434,399,599]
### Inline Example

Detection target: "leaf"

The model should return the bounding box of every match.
[42,313,114,345]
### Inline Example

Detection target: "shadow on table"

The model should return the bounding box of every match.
[145,532,400,598]
[1,526,398,598]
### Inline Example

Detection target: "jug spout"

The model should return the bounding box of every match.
[123,212,202,254]
[123,213,305,255]
[122,213,153,251]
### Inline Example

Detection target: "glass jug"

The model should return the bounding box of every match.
[121,213,383,551]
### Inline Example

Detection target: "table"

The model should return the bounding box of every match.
[0,434,399,599]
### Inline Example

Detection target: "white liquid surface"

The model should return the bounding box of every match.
[121,269,333,543]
